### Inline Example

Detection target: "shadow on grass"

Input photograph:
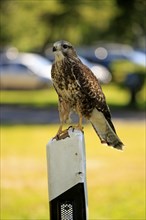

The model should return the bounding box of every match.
[1,101,145,111]
[1,102,145,126]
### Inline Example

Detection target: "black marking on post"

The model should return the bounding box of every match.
[50,183,86,220]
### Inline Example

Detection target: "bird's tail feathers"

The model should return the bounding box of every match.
[90,109,124,150]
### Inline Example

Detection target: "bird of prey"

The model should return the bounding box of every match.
[51,40,124,150]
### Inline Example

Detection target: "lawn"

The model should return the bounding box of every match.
[1,121,145,220]
[0,83,145,109]
[0,88,58,107]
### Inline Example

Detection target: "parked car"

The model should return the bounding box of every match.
[0,51,52,89]
[77,43,146,68]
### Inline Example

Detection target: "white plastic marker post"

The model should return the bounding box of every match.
[46,128,88,220]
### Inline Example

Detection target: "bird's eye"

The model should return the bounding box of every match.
[62,44,68,49]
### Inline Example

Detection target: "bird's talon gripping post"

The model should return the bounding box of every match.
[52,134,59,141]
[53,128,70,141]
[67,125,84,133]
[75,125,84,133]
[67,125,73,130]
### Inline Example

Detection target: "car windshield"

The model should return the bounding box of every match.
[18,53,52,79]
[20,53,51,69]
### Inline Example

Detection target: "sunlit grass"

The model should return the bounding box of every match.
[0,88,58,107]
[1,122,145,219]
[0,84,145,109]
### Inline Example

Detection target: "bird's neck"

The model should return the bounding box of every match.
[54,52,80,63]
[54,51,65,62]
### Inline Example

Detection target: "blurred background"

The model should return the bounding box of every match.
[0,0,145,219]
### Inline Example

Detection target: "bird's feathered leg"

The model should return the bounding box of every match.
[56,123,63,137]
[72,105,84,132]
[77,113,83,131]
[53,97,71,140]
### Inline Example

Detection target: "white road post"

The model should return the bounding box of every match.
[46,128,88,220]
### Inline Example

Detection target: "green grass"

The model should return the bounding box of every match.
[1,122,145,219]
[0,84,145,109]
[0,88,58,107]
[111,60,146,84]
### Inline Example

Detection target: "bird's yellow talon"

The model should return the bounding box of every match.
[53,129,70,141]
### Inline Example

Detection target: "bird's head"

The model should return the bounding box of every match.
[52,40,78,61]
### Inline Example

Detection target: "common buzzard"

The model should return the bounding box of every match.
[51,40,123,150]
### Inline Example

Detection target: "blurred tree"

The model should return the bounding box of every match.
[0,0,12,45]
[40,0,84,50]
[0,0,52,51]
[0,0,145,51]
[39,0,117,51]
[105,0,146,46]
[0,0,118,51]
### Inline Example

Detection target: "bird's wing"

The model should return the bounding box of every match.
[71,61,116,132]
[71,61,123,149]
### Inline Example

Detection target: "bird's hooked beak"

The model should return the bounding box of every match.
[52,41,62,52]
[52,42,65,61]
[52,46,57,52]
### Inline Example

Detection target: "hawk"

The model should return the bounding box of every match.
[51,40,124,150]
